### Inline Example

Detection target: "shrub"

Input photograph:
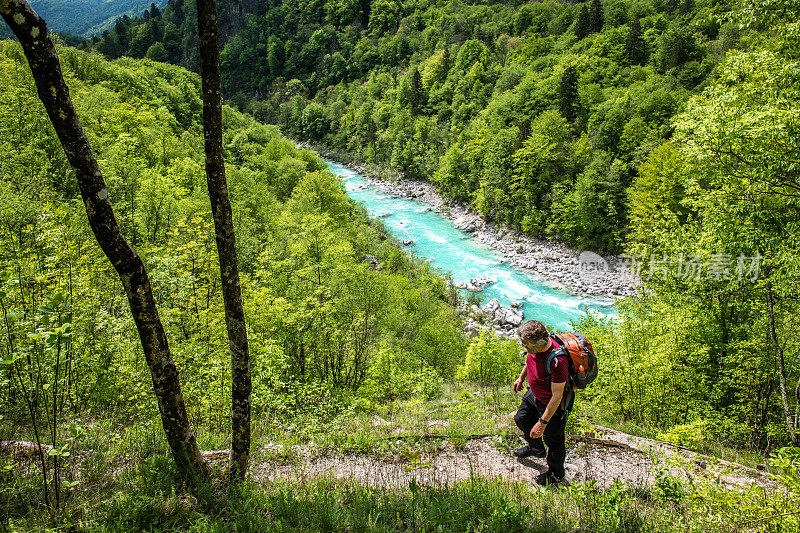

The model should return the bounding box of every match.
[457,331,522,388]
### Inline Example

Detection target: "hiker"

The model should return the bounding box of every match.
[512,320,574,486]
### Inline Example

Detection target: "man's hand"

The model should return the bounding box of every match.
[530,420,545,439]
[513,377,524,393]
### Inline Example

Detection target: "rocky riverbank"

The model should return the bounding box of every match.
[308,148,639,296]
[301,143,640,339]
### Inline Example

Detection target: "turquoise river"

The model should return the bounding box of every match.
[327,160,617,330]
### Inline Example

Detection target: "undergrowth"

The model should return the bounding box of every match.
[2,384,792,532]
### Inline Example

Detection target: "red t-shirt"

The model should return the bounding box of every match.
[526,337,569,403]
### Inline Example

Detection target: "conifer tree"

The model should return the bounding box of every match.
[114,18,129,50]
[267,35,285,77]
[575,4,590,39]
[558,66,580,125]
[590,0,604,34]
[626,18,646,66]
[410,67,422,116]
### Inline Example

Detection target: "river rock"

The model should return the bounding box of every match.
[482,298,501,316]
[506,308,524,326]
[359,255,379,269]
[402,239,413,246]
[378,212,392,218]
[464,321,483,339]
[471,276,494,287]
[493,307,524,327]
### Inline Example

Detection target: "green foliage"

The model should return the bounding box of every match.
[654,24,704,72]
[457,331,521,388]
[0,42,464,438]
[81,0,727,253]
[622,41,800,450]
[627,141,686,248]
[657,419,708,447]
[359,343,442,402]
[27,0,163,37]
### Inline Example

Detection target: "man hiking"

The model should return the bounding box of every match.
[512,320,573,486]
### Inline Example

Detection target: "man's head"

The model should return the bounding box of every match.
[517,320,551,354]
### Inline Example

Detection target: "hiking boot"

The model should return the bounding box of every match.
[513,444,547,459]
[535,470,563,487]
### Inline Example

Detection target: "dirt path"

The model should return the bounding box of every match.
[250,424,778,491]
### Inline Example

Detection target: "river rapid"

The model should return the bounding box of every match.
[327,160,618,331]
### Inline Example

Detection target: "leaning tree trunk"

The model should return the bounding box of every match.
[196,0,251,480]
[0,0,207,482]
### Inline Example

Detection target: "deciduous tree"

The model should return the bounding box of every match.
[196,0,252,481]
[0,0,207,483]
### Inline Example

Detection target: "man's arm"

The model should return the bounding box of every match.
[513,361,528,392]
[530,380,566,438]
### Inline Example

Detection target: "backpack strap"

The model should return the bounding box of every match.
[544,338,569,378]
[546,335,575,413]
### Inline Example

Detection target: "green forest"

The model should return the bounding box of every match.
[84,0,733,253]
[2,0,800,531]
[28,0,169,37]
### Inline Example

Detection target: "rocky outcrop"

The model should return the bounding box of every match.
[459,298,525,340]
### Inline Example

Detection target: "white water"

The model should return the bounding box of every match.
[328,161,617,330]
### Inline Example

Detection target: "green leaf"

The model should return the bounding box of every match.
[69,424,84,438]
[1,353,20,365]
[50,292,65,307]
[60,322,74,337]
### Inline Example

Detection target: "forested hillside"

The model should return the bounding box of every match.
[0,38,464,452]
[85,0,731,253]
[4,0,800,529]
[26,0,167,36]
[81,0,800,454]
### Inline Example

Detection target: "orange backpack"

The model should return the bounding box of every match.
[545,333,598,389]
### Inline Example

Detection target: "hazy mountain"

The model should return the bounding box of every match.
[27,0,168,37]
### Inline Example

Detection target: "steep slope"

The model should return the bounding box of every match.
[28,0,167,36]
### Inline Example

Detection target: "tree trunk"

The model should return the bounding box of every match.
[765,281,796,445]
[196,0,251,481]
[0,0,207,482]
